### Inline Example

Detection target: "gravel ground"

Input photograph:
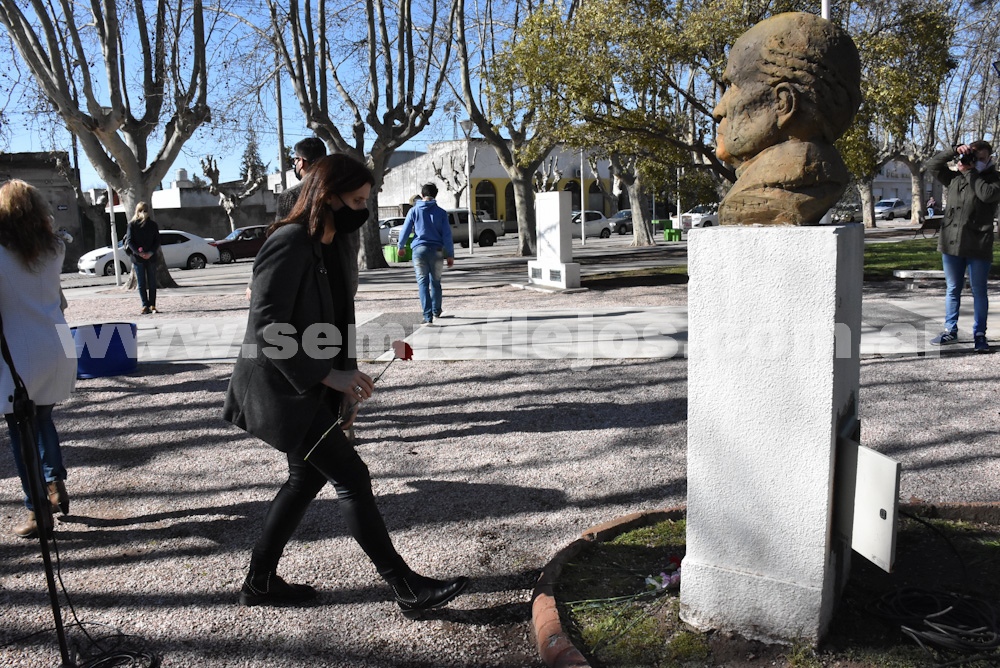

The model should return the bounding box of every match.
[1,282,997,667]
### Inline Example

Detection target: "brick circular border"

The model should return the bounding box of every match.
[529,502,1000,668]
[530,507,687,668]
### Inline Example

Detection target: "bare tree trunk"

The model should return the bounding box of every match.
[610,154,655,247]
[82,205,110,251]
[510,175,537,255]
[910,166,926,224]
[357,154,393,280]
[858,180,877,228]
[626,179,656,246]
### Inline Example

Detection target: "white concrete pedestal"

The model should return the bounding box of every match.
[680,225,864,645]
[528,191,580,290]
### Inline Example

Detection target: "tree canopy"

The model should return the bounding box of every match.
[0,0,213,215]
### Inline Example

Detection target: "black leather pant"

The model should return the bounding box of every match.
[250,415,407,579]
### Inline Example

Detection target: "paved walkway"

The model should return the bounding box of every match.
[60,229,995,364]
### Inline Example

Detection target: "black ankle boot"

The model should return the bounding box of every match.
[239,569,317,607]
[387,571,469,620]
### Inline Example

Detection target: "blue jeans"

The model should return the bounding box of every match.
[411,245,444,322]
[6,405,66,511]
[941,253,991,335]
[134,259,157,308]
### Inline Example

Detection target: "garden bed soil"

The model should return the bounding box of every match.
[545,506,1000,668]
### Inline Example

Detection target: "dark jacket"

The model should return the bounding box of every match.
[276,184,302,221]
[927,150,1000,259]
[126,218,161,260]
[223,223,353,452]
[274,182,360,296]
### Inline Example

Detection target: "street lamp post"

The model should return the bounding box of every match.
[460,119,474,255]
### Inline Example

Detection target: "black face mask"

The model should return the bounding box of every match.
[333,204,370,233]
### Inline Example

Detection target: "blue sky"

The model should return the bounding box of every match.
[0,0,472,193]
[7,112,455,193]
[4,80,457,192]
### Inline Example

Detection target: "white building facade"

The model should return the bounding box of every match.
[377,140,616,223]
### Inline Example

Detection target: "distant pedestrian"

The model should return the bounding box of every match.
[276,137,327,220]
[247,137,328,301]
[397,183,454,324]
[125,202,161,314]
[926,196,936,216]
[927,141,1000,352]
[224,154,468,616]
[0,179,76,538]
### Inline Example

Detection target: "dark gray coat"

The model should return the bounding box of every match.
[276,184,302,221]
[927,150,1000,260]
[223,223,351,452]
[275,182,360,296]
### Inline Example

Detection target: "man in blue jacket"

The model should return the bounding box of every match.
[398,183,454,324]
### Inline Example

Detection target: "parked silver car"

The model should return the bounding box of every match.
[607,209,633,235]
[873,198,911,220]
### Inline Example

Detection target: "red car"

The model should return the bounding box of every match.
[211,225,268,263]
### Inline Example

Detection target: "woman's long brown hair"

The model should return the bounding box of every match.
[0,179,59,269]
[269,153,375,239]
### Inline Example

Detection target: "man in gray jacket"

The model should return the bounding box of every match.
[927,140,1000,352]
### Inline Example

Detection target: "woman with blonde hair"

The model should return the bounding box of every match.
[125,201,161,314]
[0,179,76,537]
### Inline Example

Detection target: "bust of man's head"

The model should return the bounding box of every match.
[714,13,862,225]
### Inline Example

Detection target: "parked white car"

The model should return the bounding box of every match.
[571,210,613,238]
[873,198,911,220]
[379,217,405,245]
[675,204,719,229]
[77,230,218,276]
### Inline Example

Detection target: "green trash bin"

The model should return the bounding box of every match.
[383,234,414,262]
[664,229,682,242]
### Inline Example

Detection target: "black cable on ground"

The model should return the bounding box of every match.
[869,511,1000,666]
[2,528,162,667]
[899,509,970,582]
[872,588,1000,665]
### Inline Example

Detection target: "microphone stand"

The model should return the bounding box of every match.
[0,311,74,667]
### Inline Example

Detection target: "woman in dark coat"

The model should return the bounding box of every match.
[223,154,467,617]
[125,202,161,314]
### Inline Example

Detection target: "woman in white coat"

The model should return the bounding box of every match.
[0,180,77,537]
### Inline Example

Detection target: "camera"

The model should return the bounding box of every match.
[958,152,976,166]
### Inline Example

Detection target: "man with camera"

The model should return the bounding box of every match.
[926,141,1000,352]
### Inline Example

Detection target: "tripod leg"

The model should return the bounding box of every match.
[14,398,72,666]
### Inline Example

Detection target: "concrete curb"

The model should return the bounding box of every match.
[529,502,998,668]
[530,507,686,668]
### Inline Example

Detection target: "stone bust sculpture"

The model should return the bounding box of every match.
[713,12,862,226]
